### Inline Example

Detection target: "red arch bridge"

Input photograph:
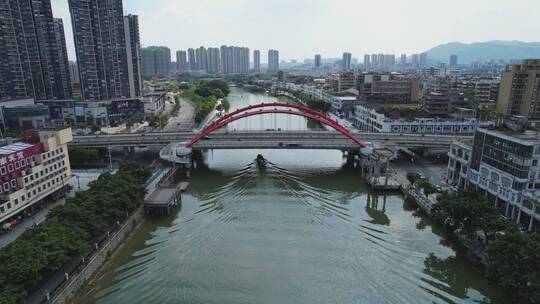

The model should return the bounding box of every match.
[148,103,464,162]
[187,102,367,148]
[159,102,371,162]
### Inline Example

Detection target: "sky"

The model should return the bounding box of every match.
[51,0,540,63]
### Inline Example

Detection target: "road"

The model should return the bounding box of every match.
[392,154,449,188]
[72,130,463,149]
[163,97,195,132]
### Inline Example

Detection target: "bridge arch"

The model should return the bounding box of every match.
[186,103,367,148]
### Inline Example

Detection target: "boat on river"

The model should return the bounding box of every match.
[256,154,267,168]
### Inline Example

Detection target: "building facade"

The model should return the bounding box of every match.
[372,79,420,103]
[207,47,221,74]
[353,102,491,134]
[123,14,143,98]
[268,49,280,72]
[69,0,130,101]
[176,50,188,72]
[447,139,472,189]
[195,47,208,71]
[342,52,352,71]
[450,54,458,67]
[254,50,261,72]
[452,127,540,231]
[187,48,196,71]
[496,59,540,119]
[0,129,72,224]
[141,46,171,79]
[0,0,71,101]
[315,54,322,69]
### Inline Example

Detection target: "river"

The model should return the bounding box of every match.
[77,88,507,304]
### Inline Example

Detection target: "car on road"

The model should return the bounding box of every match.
[416,172,426,180]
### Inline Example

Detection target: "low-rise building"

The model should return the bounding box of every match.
[353,102,492,134]
[371,79,419,103]
[0,128,72,225]
[142,92,167,117]
[423,92,451,114]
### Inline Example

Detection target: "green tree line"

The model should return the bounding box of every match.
[0,162,151,303]
[431,188,539,303]
[289,90,331,113]
[180,80,230,123]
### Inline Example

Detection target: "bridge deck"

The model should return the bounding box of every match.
[71,131,465,149]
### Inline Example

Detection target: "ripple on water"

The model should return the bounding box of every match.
[92,151,503,304]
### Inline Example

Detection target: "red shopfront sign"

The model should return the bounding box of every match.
[0,143,43,194]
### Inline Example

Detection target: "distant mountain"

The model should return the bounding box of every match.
[425,41,540,64]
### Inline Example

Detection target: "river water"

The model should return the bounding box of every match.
[78,88,507,304]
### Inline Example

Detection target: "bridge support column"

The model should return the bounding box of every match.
[129,146,135,155]
[123,146,130,157]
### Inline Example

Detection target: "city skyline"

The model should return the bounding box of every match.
[51,0,540,62]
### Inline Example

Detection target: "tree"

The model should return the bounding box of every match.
[406,172,417,185]
[207,79,230,96]
[0,162,151,303]
[431,188,512,240]
[486,232,540,303]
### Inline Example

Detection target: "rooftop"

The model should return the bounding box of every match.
[481,127,540,142]
[0,142,34,156]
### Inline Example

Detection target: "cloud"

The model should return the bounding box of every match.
[52,0,540,62]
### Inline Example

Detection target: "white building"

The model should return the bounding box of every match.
[352,103,493,134]
[447,127,540,231]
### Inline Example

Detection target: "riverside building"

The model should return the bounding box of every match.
[447,123,540,231]
[0,129,73,225]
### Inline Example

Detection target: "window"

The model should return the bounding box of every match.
[3,183,9,191]
[14,161,20,169]
[14,199,18,205]
[11,180,16,188]
[7,164,13,172]
[7,203,11,209]
[480,167,489,177]
[20,159,25,166]
[0,167,5,175]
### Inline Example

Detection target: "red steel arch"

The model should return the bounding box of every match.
[186,104,367,148]
[215,103,330,125]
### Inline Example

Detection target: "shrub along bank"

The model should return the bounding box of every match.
[0,162,151,304]
[431,189,539,303]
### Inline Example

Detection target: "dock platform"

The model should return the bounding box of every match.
[144,182,189,215]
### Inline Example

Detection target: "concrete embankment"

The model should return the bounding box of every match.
[35,167,180,304]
